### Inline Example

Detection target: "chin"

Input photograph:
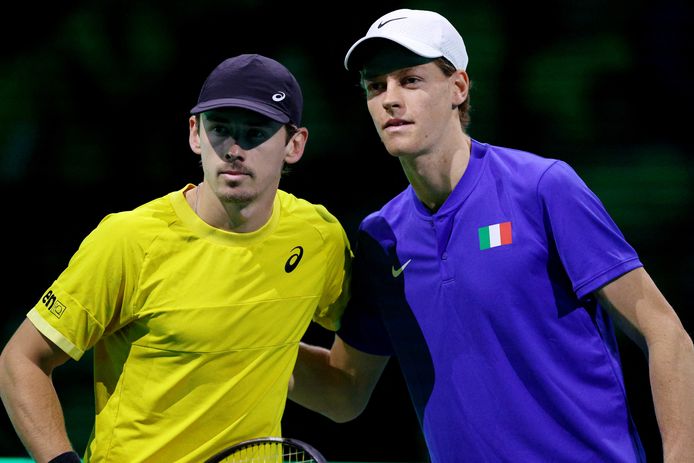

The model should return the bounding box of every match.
[219,188,256,205]
[383,142,413,158]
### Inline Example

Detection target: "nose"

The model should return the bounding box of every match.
[381,78,402,112]
[224,143,241,160]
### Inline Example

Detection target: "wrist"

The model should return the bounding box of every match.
[48,451,81,463]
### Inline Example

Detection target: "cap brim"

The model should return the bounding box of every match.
[344,34,443,70]
[190,98,289,124]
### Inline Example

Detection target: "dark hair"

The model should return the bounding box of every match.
[283,124,298,144]
[281,124,299,175]
[433,58,471,131]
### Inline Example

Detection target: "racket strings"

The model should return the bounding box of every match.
[219,441,317,462]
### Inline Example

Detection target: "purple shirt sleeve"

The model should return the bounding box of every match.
[538,161,642,299]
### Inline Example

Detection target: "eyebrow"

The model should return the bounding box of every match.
[363,65,424,81]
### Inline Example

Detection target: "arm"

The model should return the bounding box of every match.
[0,319,75,463]
[597,267,694,462]
[289,335,389,423]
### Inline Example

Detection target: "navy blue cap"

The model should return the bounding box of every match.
[190,54,303,126]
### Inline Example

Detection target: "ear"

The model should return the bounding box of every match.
[284,127,308,165]
[189,115,202,155]
[451,70,470,107]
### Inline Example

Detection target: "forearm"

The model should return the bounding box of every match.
[289,342,362,422]
[0,352,74,462]
[648,325,694,462]
[598,268,694,461]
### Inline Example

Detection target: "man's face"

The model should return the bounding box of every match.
[192,108,289,205]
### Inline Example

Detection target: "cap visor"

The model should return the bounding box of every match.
[345,35,443,70]
[190,98,289,123]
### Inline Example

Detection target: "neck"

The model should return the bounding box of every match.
[188,182,275,233]
[219,200,274,233]
[401,134,471,212]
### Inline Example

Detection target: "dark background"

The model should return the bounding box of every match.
[1,0,692,461]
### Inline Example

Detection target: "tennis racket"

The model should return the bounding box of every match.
[204,436,327,463]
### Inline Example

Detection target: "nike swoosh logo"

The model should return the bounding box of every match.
[378,17,407,28]
[391,259,412,277]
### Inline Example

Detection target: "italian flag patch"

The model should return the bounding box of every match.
[478,221,513,250]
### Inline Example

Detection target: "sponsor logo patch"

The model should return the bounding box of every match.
[42,289,67,319]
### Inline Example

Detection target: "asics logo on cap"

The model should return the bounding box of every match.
[378,17,407,28]
[272,92,286,102]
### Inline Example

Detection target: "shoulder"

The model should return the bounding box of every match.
[476,140,588,194]
[478,140,562,177]
[359,183,412,229]
[277,190,348,243]
[354,187,412,253]
[84,192,178,249]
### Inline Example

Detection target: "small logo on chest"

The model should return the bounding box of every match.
[391,259,412,277]
[285,246,304,273]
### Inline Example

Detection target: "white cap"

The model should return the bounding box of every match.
[344,9,468,71]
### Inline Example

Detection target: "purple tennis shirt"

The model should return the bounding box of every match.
[338,139,646,462]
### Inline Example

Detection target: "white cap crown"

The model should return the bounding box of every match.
[344,9,468,71]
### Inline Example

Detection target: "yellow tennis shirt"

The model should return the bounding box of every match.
[27,185,352,462]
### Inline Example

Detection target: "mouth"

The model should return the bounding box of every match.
[383,118,411,130]
[220,167,252,179]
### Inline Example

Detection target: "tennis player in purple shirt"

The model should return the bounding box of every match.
[289,8,694,462]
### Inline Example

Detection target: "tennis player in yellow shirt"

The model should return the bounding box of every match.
[0,54,351,463]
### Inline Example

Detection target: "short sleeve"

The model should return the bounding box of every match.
[337,224,395,356]
[313,210,353,331]
[27,213,143,359]
[538,161,642,299]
